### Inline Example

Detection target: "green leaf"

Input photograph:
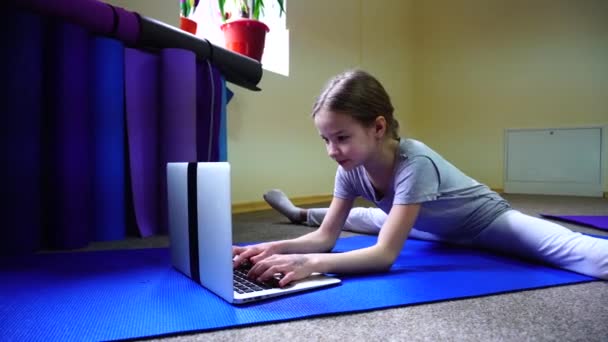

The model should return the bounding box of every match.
[218,0,227,22]
[182,0,192,17]
[253,0,263,20]
[276,0,285,17]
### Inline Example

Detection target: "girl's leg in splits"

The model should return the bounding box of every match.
[473,210,608,280]
[264,189,466,242]
[263,189,384,233]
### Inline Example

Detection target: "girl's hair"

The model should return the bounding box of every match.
[312,69,400,140]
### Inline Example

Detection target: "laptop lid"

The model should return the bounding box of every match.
[167,162,234,302]
[167,162,340,304]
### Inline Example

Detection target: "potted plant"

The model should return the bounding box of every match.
[218,0,285,62]
[180,0,200,35]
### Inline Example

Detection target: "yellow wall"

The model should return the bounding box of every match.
[104,0,606,202]
[227,0,414,203]
[410,0,608,191]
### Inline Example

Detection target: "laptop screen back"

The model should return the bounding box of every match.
[167,162,234,302]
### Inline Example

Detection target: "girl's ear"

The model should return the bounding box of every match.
[374,115,387,139]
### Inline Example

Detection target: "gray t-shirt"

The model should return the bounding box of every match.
[334,139,510,238]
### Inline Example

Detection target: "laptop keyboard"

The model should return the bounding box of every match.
[233,267,275,294]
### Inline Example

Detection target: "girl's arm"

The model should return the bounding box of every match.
[249,203,421,286]
[278,196,354,254]
[232,196,353,266]
[311,203,420,274]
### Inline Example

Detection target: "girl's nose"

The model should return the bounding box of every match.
[327,143,339,158]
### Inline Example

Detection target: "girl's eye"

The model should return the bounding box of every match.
[321,137,329,144]
[337,136,349,142]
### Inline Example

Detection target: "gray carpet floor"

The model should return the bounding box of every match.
[87,194,608,342]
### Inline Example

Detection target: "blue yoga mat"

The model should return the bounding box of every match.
[90,36,126,242]
[0,236,599,341]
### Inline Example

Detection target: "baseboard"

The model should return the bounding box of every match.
[232,194,333,214]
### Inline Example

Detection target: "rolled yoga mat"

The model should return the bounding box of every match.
[0,9,43,255]
[159,48,198,234]
[42,21,92,250]
[0,235,601,341]
[540,214,608,231]
[124,48,161,237]
[90,37,126,242]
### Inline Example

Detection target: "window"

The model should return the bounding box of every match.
[190,0,289,76]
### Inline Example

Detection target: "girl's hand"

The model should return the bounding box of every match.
[247,254,314,287]
[232,242,280,268]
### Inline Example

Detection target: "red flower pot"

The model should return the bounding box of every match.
[221,19,269,62]
[180,17,197,35]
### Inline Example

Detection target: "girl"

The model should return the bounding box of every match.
[232,69,608,287]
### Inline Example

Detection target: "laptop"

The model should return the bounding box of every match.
[167,162,341,304]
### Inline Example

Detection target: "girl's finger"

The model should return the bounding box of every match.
[256,264,283,283]
[249,252,268,264]
[232,246,245,256]
[279,271,296,287]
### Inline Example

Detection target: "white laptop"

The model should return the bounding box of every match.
[166,162,341,304]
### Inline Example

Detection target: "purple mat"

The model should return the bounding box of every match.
[540,215,608,231]
[159,48,198,234]
[125,48,161,237]
[125,49,220,237]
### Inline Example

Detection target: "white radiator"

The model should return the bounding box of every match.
[504,127,604,197]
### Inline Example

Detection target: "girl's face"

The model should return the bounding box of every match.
[314,109,380,171]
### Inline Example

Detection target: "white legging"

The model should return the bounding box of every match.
[307,207,608,280]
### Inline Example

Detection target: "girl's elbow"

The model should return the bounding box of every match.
[372,243,401,271]
[377,253,398,272]
[317,231,339,252]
